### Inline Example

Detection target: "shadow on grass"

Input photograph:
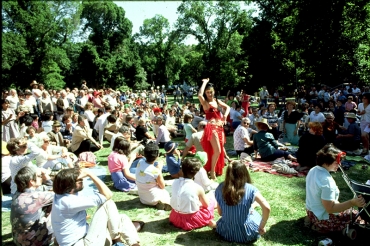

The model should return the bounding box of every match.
[140,218,183,234]
[115,197,152,211]
[1,233,14,245]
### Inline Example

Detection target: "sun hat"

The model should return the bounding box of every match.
[52,121,62,127]
[193,151,208,166]
[30,80,38,86]
[164,141,178,153]
[344,112,357,119]
[254,118,271,130]
[2,141,9,155]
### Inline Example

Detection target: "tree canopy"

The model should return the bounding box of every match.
[2,0,369,94]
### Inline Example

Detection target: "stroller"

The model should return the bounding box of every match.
[339,165,370,240]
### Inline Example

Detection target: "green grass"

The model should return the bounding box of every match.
[2,96,370,245]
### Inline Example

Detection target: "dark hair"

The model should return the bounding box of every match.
[113,137,130,156]
[31,114,38,120]
[62,115,71,122]
[118,125,130,134]
[362,92,370,100]
[23,115,34,126]
[107,114,117,124]
[182,158,200,179]
[126,114,133,123]
[222,161,252,206]
[53,168,80,194]
[1,99,10,105]
[316,144,343,167]
[314,103,323,111]
[15,166,36,192]
[144,142,159,163]
[183,113,193,123]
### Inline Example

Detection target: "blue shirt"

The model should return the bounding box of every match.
[166,153,181,175]
[51,191,106,246]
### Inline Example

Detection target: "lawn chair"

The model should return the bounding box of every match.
[339,165,370,240]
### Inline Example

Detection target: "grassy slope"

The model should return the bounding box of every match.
[2,96,369,246]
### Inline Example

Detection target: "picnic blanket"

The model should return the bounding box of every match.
[1,166,107,212]
[250,158,308,178]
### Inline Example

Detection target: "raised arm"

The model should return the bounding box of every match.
[198,78,209,107]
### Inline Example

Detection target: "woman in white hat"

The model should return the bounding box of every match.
[253,118,296,162]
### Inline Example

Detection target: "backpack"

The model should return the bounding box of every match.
[78,151,97,164]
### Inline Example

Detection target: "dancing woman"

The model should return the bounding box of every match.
[198,78,230,179]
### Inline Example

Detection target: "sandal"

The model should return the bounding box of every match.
[132,220,145,232]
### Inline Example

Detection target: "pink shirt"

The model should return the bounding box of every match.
[108,151,128,173]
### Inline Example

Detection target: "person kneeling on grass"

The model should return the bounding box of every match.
[215,161,271,244]
[305,144,366,233]
[165,141,183,178]
[135,142,171,210]
[169,158,216,230]
[51,168,142,246]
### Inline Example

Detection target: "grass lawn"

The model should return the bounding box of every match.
[2,96,369,245]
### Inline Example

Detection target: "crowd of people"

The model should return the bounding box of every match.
[1,79,369,245]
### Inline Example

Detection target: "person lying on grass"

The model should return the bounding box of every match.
[169,158,216,230]
[215,161,271,243]
[135,142,171,211]
[51,168,142,246]
[305,144,366,233]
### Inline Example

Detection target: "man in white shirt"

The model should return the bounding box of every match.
[259,86,269,107]
[155,116,171,148]
[94,106,112,145]
[6,89,19,111]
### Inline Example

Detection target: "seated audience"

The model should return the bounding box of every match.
[305,144,366,233]
[183,113,197,154]
[135,118,156,144]
[263,103,279,140]
[70,115,102,156]
[334,113,361,151]
[215,161,271,243]
[108,137,137,193]
[296,122,326,172]
[51,168,142,246]
[321,112,346,144]
[110,125,131,150]
[135,142,171,210]
[11,166,54,246]
[155,116,171,148]
[165,141,183,178]
[193,151,219,193]
[253,118,296,162]
[47,121,70,147]
[233,118,255,156]
[169,158,216,231]
[35,136,75,170]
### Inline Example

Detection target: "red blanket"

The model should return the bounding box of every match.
[250,158,308,178]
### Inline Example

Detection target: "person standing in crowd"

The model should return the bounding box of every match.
[263,103,280,140]
[51,168,141,246]
[2,99,24,142]
[6,89,19,111]
[357,92,370,154]
[259,86,269,107]
[198,78,230,179]
[282,101,301,145]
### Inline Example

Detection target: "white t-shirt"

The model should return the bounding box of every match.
[309,111,325,123]
[358,103,370,122]
[306,166,339,220]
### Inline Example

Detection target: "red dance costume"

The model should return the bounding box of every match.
[201,105,226,176]
[242,94,250,116]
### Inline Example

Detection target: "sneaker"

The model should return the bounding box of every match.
[128,188,138,195]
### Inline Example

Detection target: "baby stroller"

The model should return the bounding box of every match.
[339,165,370,240]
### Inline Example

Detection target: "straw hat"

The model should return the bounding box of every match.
[254,118,271,130]
[2,141,9,155]
[30,80,38,86]
[344,112,357,119]
[52,121,62,127]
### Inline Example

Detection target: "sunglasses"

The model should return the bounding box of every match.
[243,122,249,124]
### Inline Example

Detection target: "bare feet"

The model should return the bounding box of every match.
[208,220,217,228]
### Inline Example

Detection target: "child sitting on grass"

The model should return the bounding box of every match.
[108,137,137,193]
[169,158,216,230]
[135,142,171,210]
[165,141,183,178]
